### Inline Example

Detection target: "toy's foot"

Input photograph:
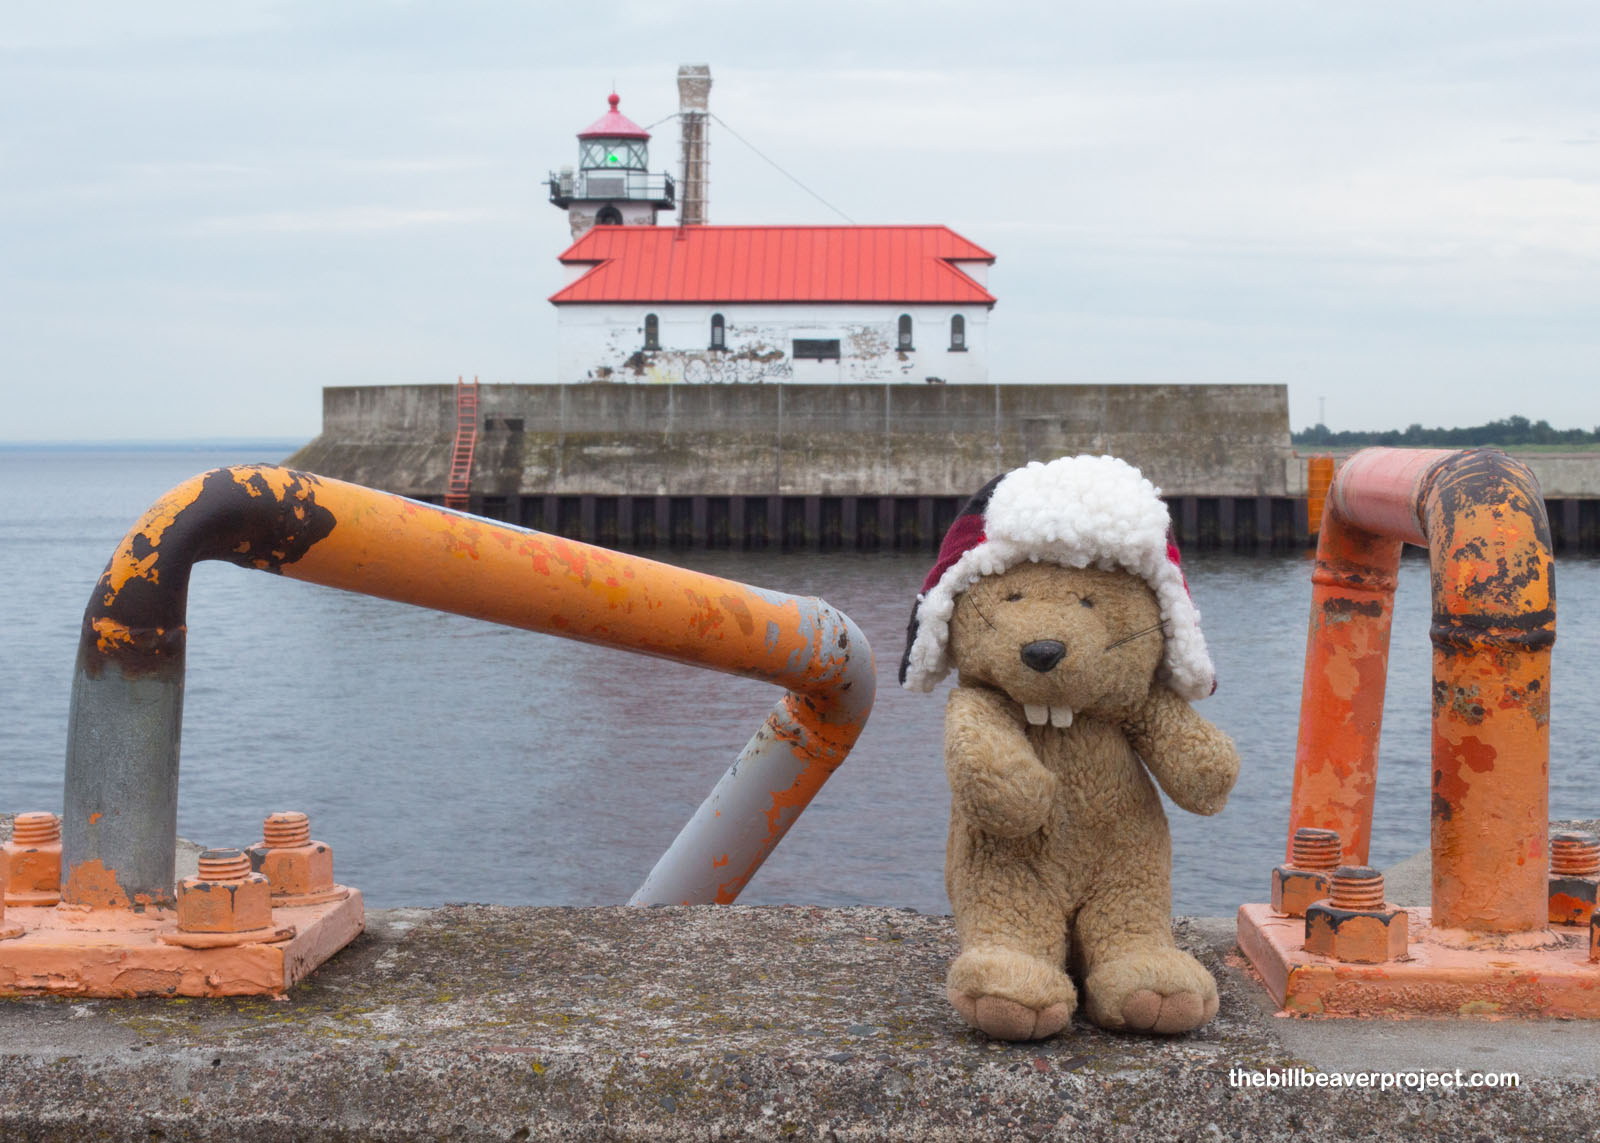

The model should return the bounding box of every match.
[947,987,1074,1040]
[1082,946,1219,1035]
[946,946,1077,1041]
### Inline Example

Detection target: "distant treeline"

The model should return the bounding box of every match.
[1293,415,1600,448]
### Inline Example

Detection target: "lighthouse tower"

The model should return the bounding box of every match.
[548,93,676,239]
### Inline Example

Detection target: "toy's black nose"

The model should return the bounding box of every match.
[1020,640,1066,673]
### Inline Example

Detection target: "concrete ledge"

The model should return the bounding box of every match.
[3,904,1598,1141]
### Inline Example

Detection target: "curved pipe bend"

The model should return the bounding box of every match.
[64,466,876,910]
[1288,447,1554,933]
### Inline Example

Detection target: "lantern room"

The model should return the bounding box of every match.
[549,93,676,238]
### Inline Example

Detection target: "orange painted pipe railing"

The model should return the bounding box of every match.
[1286,448,1555,933]
[63,466,875,911]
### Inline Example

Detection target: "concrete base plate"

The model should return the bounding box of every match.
[0,888,363,998]
[1238,901,1600,1017]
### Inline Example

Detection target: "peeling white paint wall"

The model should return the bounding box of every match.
[566,201,658,239]
[555,304,990,384]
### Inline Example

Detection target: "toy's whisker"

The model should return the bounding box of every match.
[968,596,999,632]
[1104,621,1167,652]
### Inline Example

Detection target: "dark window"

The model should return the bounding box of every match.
[897,314,914,350]
[710,312,726,350]
[595,204,622,225]
[644,313,660,350]
[793,338,841,361]
[949,314,966,351]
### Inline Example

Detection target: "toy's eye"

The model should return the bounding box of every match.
[1080,597,1095,608]
[1005,592,1023,602]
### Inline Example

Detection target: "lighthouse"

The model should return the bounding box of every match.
[548,67,995,385]
[547,93,676,239]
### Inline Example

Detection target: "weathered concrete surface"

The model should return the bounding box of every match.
[286,382,1299,499]
[2,902,1596,1141]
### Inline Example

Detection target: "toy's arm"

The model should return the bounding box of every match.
[1120,684,1240,816]
[945,684,1058,838]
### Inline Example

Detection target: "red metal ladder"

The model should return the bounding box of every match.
[443,375,479,511]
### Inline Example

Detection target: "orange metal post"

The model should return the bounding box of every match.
[1419,453,1553,932]
[1245,447,1566,1018]
[1305,455,1335,537]
[1284,515,1403,865]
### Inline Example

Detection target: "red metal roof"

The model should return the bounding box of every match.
[550,226,997,305]
[578,94,651,140]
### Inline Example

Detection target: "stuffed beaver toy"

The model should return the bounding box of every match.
[901,455,1240,1039]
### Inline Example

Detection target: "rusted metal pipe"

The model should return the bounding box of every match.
[63,466,875,910]
[1286,447,1555,934]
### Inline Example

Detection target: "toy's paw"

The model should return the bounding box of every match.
[946,946,1077,1041]
[1083,947,1219,1035]
[948,988,1073,1041]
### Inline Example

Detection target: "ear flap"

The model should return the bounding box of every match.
[896,595,923,687]
[900,472,1005,691]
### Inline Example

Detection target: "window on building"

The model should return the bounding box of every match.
[580,140,647,171]
[595,205,623,225]
[644,313,660,350]
[710,313,726,350]
[792,338,841,361]
[949,314,966,351]
[897,314,914,351]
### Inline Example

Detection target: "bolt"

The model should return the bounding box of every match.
[1271,827,1342,918]
[1304,865,1407,964]
[177,848,272,934]
[1290,827,1341,870]
[4,811,62,907]
[198,849,253,881]
[246,811,344,905]
[1591,913,1599,964]
[1327,866,1387,910]
[1552,832,1600,875]
[262,811,311,848]
[1549,831,1600,926]
[11,813,60,846]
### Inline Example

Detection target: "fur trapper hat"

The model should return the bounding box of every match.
[898,455,1216,700]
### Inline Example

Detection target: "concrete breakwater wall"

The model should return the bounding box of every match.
[286,383,1600,551]
[287,382,1313,550]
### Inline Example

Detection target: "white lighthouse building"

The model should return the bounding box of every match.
[548,67,995,385]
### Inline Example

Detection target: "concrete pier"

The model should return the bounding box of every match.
[2,904,1596,1140]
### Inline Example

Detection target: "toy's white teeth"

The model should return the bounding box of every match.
[1049,706,1074,728]
[1023,704,1049,726]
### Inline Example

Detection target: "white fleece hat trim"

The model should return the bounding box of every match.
[901,455,1216,700]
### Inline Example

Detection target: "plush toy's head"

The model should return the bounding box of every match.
[899,454,1215,702]
[944,562,1167,724]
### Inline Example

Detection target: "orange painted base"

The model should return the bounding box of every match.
[0,888,363,998]
[1238,902,1600,1018]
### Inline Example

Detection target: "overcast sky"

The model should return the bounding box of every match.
[4,1,1597,441]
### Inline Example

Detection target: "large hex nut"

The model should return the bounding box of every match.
[1304,902,1408,964]
[4,812,62,907]
[1271,866,1331,918]
[245,812,346,906]
[176,864,273,935]
[1549,874,1600,926]
[247,840,335,899]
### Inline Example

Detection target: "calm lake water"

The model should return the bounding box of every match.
[3,446,1597,916]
